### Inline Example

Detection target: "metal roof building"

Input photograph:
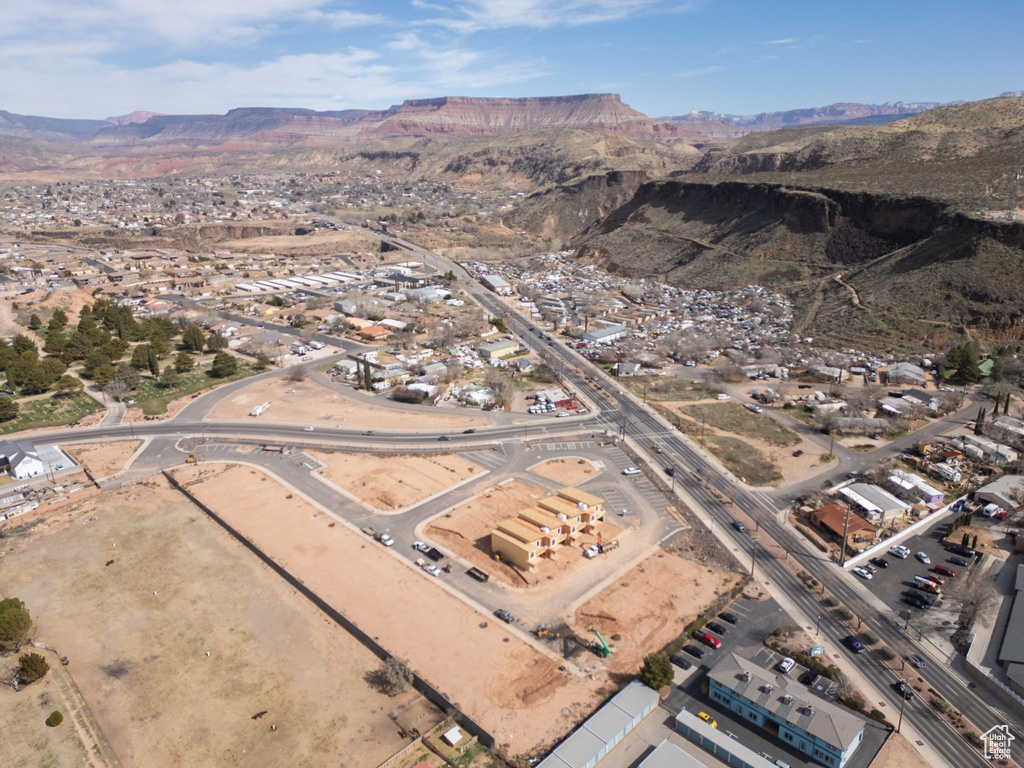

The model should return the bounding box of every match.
[638,739,707,768]
[537,681,659,768]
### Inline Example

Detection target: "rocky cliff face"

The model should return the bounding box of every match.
[512,176,1024,350]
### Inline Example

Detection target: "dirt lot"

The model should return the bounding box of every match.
[571,552,743,673]
[426,479,623,589]
[0,669,93,768]
[206,377,490,430]
[217,228,380,255]
[66,440,141,480]
[311,450,483,510]
[872,733,931,768]
[172,464,606,757]
[528,457,601,486]
[0,477,416,768]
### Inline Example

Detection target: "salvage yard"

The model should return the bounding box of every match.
[0,477,412,768]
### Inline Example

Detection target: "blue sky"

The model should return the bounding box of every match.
[3,0,1021,120]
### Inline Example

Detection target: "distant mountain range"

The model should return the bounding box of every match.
[0,93,998,149]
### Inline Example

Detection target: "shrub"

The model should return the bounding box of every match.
[377,656,414,696]
[931,695,951,714]
[842,695,866,711]
[822,596,838,608]
[869,708,887,722]
[639,654,674,691]
[46,711,63,727]
[861,631,879,645]
[966,731,984,748]
[18,652,49,683]
[877,647,896,661]
[835,608,854,621]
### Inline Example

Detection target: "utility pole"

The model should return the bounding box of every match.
[896,682,908,733]
[751,538,758,578]
[840,504,852,566]
[815,614,821,635]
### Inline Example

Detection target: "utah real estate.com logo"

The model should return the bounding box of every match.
[982,725,1013,761]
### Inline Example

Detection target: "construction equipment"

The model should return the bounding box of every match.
[186,454,197,464]
[533,627,550,638]
[587,625,612,658]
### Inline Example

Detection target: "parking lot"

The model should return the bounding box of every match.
[848,513,1003,614]
[663,597,888,768]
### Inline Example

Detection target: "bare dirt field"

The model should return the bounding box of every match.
[528,457,601,486]
[872,733,931,768]
[66,440,141,479]
[571,552,744,673]
[426,479,623,589]
[172,464,606,757]
[0,668,93,768]
[0,477,417,768]
[311,450,484,510]
[217,228,379,255]
[206,377,491,430]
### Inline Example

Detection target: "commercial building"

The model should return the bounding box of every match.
[0,439,45,479]
[998,564,1024,696]
[637,739,707,768]
[582,323,627,345]
[976,475,1024,513]
[490,487,606,570]
[884,362,926,386]
[706,651,865,768]
[809,503,877,552]
[537,681,659,768]
[480,274,513,295]
[479,339,519,359]
[837,483,911,523]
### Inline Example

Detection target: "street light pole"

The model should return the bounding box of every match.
[896,683,908,733]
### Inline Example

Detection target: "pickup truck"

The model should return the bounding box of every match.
[466,567,490,583]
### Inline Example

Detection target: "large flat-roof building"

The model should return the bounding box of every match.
[538,681,658,768]
[998,564,1024,696]
[582,323,627,345]
[706,651,865,768]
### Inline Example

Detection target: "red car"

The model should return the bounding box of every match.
[695,631,722,650]
[933,565,957,577]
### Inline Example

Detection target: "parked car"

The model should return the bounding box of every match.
[622,467,641,475]
[869,557,890,569]
[890,545,911,559]
[905,652,926,669]
[798,670,819,686]
[412,541,430,553]
[903,594,928,609]
[949,556,970,568]
[933,565,957,577]
[670,654,693,670]
[915,552,931,564]
[695,631,721,650]
[844,635,864,654]
[377,533,394,547]
[697,711,718,728]
[718,612,739,625]
[792,450,804,457]
[422,564,441,577]
[682,644,706,659]
[851,566,873,580]
[706,621,728,636]
[776,657,796,674]
[732,521,748,533]
[493,609,514,624]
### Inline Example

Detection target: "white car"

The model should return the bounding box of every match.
[622,467,641,476]
[302,426,314,432]
[412,541,430,553]
[556,412,570,418]
[716,393,730,400]
[851,566,873,580]
[378,534,394,547]
[915,552,931,564]
[890,545,910,559]
[776,657,796,674]
[423,564,441,577]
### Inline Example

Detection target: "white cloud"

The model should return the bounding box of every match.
[678,65,722,78]
[763,37,796,45]
[420,0,666,32]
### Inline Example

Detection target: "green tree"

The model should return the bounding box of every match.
[253,354,271,372]
[18,652,49,683]
[209,352,238,378]
[11,334,38,356]
[639,653,674,690]
[51,308,68,328]
[1006,394,1012,416]
[130,344,152,370]
[91,363,116,389]
[147,344,160,377]
[159,369,181,389]
[54,375,83,395]
[960,356,981,384]
[975,407,986,436]
[181,324,205,353]
[28,314,42,331]
[0,396,19,422]
[46,711,63,727]
[206,333,228,352]
[0,597,32,652]
[174,352,195,373]
[112,363,140,391]
[991,357,1004,382]
[363,359,372,390]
